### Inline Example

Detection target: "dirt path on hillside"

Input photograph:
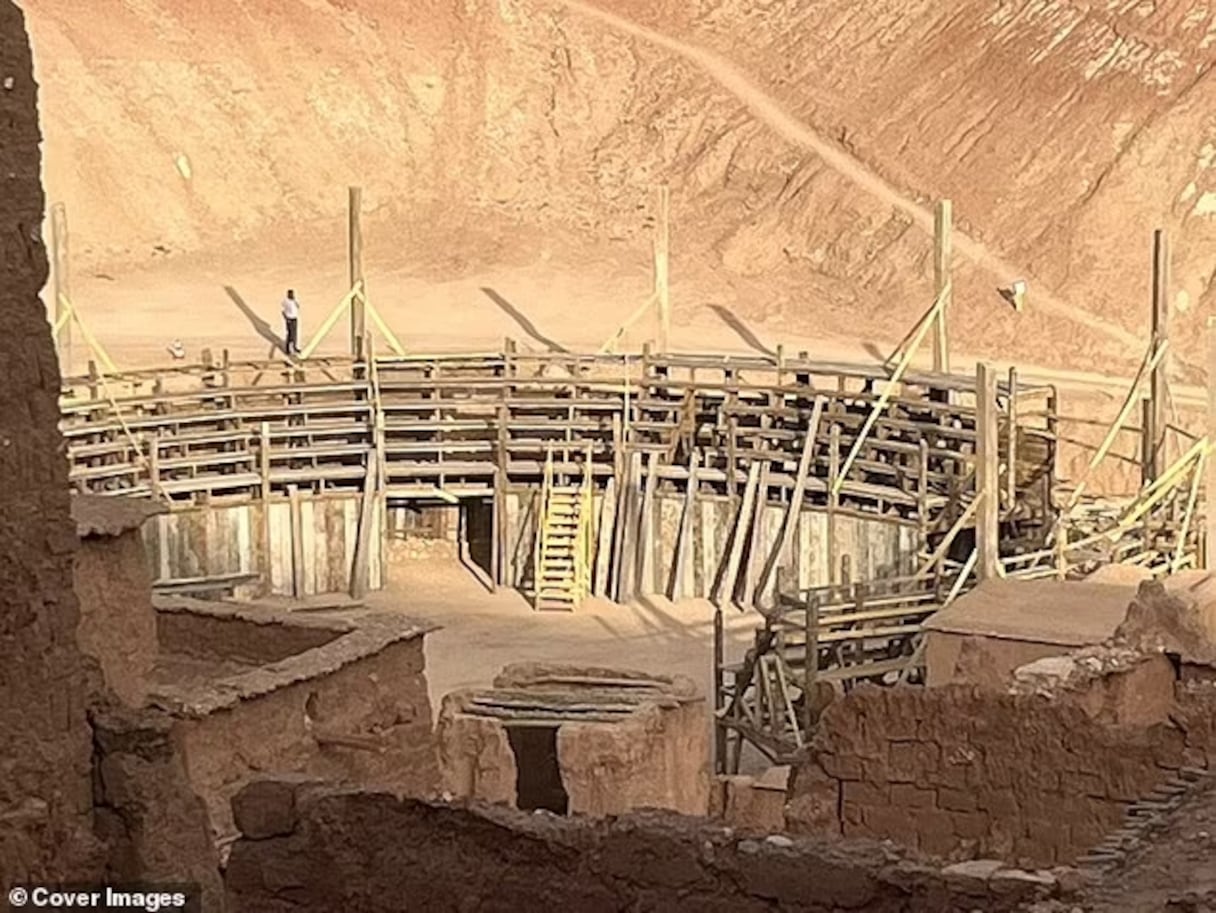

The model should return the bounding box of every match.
[558,0,1146,356]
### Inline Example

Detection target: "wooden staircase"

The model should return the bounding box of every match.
[533,448,593,611]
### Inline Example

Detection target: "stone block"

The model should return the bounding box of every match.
[232,779,305,839]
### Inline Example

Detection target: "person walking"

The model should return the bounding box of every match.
[281,289,301,356]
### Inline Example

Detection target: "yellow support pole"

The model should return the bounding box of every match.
[1173,448,1206,571]
[59,293,117,375]
[1067,338,1168,511]
[362,294,407,356]
[834,289,945,495]
[300,283,360,360]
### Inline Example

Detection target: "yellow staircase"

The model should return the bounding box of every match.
[533,448,593,611]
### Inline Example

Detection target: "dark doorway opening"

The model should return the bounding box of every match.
[506,725,569,815]
[464,497,494,580]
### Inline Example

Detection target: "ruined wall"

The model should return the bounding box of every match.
[0,0,101,884]
[787,664,1192,867]
[91,706,223,910]
[558,699,710,816]
[74,532,158,707]
[225,784,1072,913]
[924,632,1084,690]
[167,636,438,840]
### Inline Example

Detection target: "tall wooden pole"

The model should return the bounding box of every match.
[655,184,671,353]
[933,199,953,375]
[1206,316,1216,570]
[1147,228,1169,483]
[51,202,71,376]
[975,362,1000,580]
[349,186,365,359]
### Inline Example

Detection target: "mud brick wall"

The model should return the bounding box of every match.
[225,785,1070,913]
[788,682,1189,867]
[0,1,102,884]
[74,532,159,707]
[166,635,439,840]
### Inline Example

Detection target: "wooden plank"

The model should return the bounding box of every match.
[637,451,660,593]
[655,184,671,352]
[288,485,305,598]
[742,461,770,607]
[349,453,377,598]
[1206,316,1216,570]
[669,452,699,599]
[349,186,365,356]
[714,461,761,607]
[756,397,824,600]
[594,477,618,596]
[1148,228,1169,482]
[933,199,952,375]
[976,363,1000,579]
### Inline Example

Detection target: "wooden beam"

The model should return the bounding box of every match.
[51,202,71,375]
[932,199,952,375]
[594,476,617,596]
[655,184,671,353]
[670,451,699,599]
[756,397,825,602]
[741,461,769,608]
[714,461,761,607]
[1148,228,1169,482]
[975,362,1000,579]
[349,186,365,358]
[637,451,660,593]
[288,484,305,598]
[259,422,272,592]
[1206,316,1216,570]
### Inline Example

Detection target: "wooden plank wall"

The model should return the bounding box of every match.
[144,495,380,596]
[498,486,915,601]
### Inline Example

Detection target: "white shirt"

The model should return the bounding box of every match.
[281,297,300,320]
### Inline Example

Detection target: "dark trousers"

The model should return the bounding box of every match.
[284,317,299,355]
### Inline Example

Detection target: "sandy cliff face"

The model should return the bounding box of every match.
[21,0,1216,372]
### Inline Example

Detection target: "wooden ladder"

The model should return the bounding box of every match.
[533,447,593,611]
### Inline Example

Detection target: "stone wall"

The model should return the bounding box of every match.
[788,656,1203,867]
[225,783,1073,913]
[74,531,159,707]
[0,0,101,884]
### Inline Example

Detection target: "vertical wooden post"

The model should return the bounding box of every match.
[933,199,953,376]
[655,184,671,353]
[288,484,305,598]
[1206,317,1216,570]
[1006,366,1018,510]
[827,424,841,586]
[51,203,71,376]
[1147,228,1169,483]
[259,422,273,591]
[975,363,1001,579]
[349,186,365,358]
[712,603,726,773]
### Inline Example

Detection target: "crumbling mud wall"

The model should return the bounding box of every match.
[557,699,710,816]
[788,656,1197,867]
[225,783,1073,913]
[156,630,439,840]
[91,706,223,910]
[74,531,159,707]
[0,0,101,884]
